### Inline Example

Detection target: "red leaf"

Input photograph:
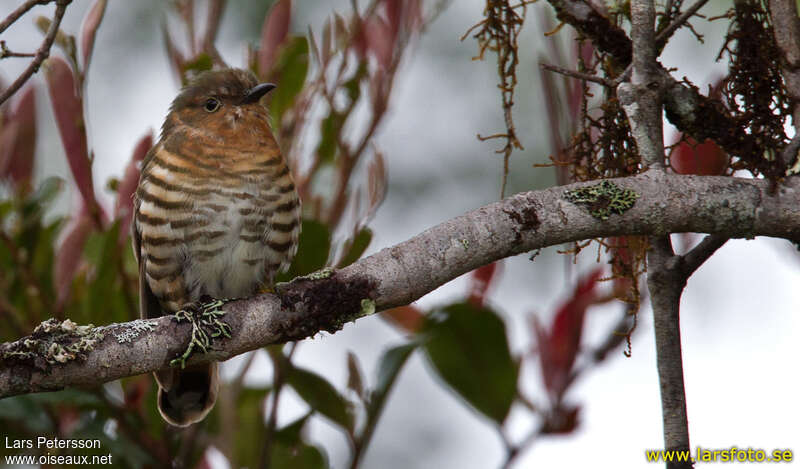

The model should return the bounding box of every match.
[258,0,292,77]
[79,0,108,72]
[0,86,37,192]
[0,121,20,180]
[54,209,93,310]
[670,136,729,175]
[381,305,424,333]
[534,269,603,399]
[385,0,403,40]
[364,17,393,71]
[467,261,501,307]
[124,375,151,410]
[45,57,102,220]
[162,22,186,81]
[115,131,152,242]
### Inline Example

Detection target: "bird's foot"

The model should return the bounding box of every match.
[169,297,233,369]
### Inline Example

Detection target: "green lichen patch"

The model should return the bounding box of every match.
[0,318,104,370]
[360,299,376,317]
[564,180,639,220]
[170,299,232,369]
[299,267,335,281]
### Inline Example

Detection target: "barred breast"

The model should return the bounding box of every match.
[135,140,300,312]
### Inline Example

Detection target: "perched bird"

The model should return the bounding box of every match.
[133,68,300,426]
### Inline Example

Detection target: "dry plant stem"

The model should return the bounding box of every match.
[1,172,800,397]
[767,0,800,167]
[0,0,70,107]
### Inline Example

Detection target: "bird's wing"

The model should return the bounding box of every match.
[132,153,164,322]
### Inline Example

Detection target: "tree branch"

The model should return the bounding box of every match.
[767,0,800,168]
[647,236,692,468]
[544,0,765,173]
[0,0,71,107]
[655,0,710,51]
[0,0,51,35]
[1,173,799,399]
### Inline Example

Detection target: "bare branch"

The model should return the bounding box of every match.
[619,0,665,169]
[0,0,72,107]
[655,0,711,50]
[544,0,764,172]
[0,0,51,35]
[680,233,728,275]
[1,173,799,399]
[540,62,611,86]
[622,2,692,465]
[0,40,36,58]
[768,0,800,168]
[647,236,692,468]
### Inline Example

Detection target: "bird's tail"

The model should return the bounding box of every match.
[154,363,219,427]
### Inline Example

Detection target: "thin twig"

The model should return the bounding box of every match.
[0,41,36,59]
[0,0,72,107]
[540,62,611,86]
[655,0,711,49]
[0,0,51,35]
[501,424,542,469]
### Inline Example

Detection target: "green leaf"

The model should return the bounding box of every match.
[80,221,127,323]
[423,302,518,423]
[316,111,344,165]
[235,386,269,468]
[270,441,328,469]
[287,366,353,431]
[346,351,365,398]
[270,36,309,123]
[183,53,213,75]
[21,177,63,223]
[337,228,372,268]
[277,219,331,281]
[366,342,416,428]
[274,411,312,444]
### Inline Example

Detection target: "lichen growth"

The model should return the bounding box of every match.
[360,299,376,316]
[460,239,469,250]
[564,180,639,220]
[1,318,104,368]
[114,319,159,344]
[170,298,232,369]
[300,267,335,281]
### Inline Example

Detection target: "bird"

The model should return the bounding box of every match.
[132,68,301,426]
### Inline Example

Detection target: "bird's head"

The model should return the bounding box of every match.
[163,68,277,140]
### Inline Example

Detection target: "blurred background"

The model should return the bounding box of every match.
[1,0,798,468]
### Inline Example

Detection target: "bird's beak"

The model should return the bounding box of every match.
[241,83,277,104]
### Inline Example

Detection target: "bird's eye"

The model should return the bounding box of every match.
[204,98,221,113]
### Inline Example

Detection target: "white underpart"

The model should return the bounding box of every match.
[183,184,268,299]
